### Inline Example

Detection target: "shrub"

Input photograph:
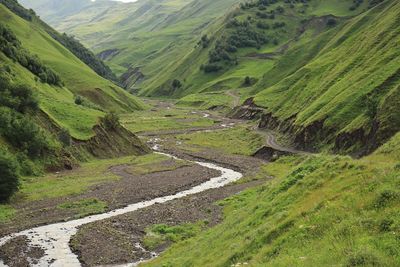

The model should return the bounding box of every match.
[0,77,38,113]
[74,95,84,105]
[374,190,399,209]
[346,250,380,266]
[172,79,182,89]
[203,64,222,73]
[327,18,337,27]
[244,76,252,86]
[0,107,54,158]
[199,35,210,48]
[102,112,120,130]
[58,128,72,147]
[0,149,19,202]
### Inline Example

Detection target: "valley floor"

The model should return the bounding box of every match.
[2,99,398,267]
[0,100,280,266]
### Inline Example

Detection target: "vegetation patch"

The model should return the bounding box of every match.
[143,221,207,250]
[121,108,214,133]
[177,126,264,156]
[0,205,16,223]
[0,24,61,85]
[58,198,107,218]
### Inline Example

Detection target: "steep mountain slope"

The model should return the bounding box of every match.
[0,1,148,184]
[250,0,400,154]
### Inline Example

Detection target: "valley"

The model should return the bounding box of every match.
[0,0,399,266]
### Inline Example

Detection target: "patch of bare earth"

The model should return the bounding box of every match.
[0,236,45,267]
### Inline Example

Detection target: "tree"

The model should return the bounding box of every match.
[244,76,252,86]
[0,149,19,202]
[172,79,182,89]
[74,95,84,105]
[327,18,337,27]
[58,128,71,147]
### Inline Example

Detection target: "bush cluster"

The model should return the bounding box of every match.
[0,149,19,202]
[0,24,62,86]
[102,112,120,130]
[0,74,57,201]
[0,0,35,21]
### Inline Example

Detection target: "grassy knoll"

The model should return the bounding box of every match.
[143,132,400,267]
[177,126,264,156]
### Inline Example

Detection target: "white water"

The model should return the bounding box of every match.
[0,150,242,267]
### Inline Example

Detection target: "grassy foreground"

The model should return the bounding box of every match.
[143,133,400,267]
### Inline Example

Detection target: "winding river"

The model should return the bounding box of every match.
[0,150,243,267]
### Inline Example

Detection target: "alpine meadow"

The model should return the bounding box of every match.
[0,0,399,266]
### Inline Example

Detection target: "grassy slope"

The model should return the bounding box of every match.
[26,0,241,86]
[0,4,145,140]
[143,133,400,267]
[137,0,365,100]
[253,0,400,149]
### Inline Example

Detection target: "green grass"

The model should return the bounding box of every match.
[120,108,215,133]
[0,205,16,223]
[143,221,207,250]
[143,133,400,266]
[177,126,264,156]
[124,153,192,175]
[16,153,170,202]
[57,198,108,218]
[176,92,234,109]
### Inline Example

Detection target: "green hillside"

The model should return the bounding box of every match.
[0,3,145,139]
[252,0,400,153]
[0,1,148,201]
[20,0,242,88]
[143,132,400,267]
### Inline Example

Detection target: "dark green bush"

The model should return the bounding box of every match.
[244,76,252,86]
[374,190,399,209]
[74,95,84,105]
[0,107,54,158]
[58,128,72,147]
[346,250,380,266]
[102,112,120,130]
[0,149,19,202]
[172,79,182,89]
